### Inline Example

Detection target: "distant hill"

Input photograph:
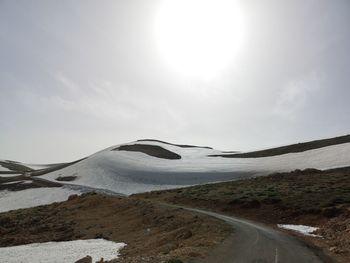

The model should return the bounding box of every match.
[209,134,350,158]
[33,136,350,195]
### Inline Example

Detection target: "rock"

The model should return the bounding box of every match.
[176,230,192,240]
[329,246,341,254]
[329,246,337,251]
[68,194,79,201]
[75,255,92,263]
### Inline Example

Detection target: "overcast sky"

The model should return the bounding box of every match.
[1,0,350,163]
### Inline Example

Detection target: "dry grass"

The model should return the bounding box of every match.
[135,167,350,262]
[0,193,231,263]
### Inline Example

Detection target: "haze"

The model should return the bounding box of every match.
[1,0,350,163]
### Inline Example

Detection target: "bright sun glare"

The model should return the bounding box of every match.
[155,0,244,79]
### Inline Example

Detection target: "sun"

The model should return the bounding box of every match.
[155,0,244,79]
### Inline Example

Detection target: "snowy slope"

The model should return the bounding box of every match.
[40,140,350,195]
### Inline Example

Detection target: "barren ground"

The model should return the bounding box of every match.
[0,192,231,263]
[135,167,350,263]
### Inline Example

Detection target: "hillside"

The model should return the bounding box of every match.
[35,136,350,195]
[210,134,350,158]
[135,167,350,262]
[1,135,350,262]
[0,193,230,262]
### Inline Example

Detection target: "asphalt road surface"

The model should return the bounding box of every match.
[180,207,326,263]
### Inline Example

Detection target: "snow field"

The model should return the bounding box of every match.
[0,187,81,213]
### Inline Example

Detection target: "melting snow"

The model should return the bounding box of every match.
[0,239,126,263]
[21,180,33,184]
[0,187,81,212]
[0,173,23,178]
[40,141,350,195]
[0,164,11,172]
[277,224,321,237]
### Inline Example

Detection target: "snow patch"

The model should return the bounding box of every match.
[0,187,81,212]
[0,173,22,178]
[277,224,321,237]
[21,180,33,184]
[0,239,126,263]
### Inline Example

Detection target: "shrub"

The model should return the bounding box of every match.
[167,259,183,263]
[240,199,261,208]
[322,207,341,218]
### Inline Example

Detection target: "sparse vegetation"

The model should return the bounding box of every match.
[0,193,231,263]
[167,259,183,263]
[135,167,350,262]
[137,167,350,221]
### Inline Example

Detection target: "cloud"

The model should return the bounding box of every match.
[273,72,323,119]
[47,72,186,131]
[49,73,141,122]
[54,72,81,93]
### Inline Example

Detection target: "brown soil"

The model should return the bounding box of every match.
[135,167,350,262]
[316,209,350,257]
[0,193,231,263]
[113,144,181,160]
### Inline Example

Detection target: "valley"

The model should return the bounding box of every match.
[1,135,350,262]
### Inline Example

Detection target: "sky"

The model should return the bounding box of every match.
[1,0,350,163]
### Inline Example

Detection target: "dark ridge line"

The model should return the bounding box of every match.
[209,134,350,158]
[0,161,34,172]
[136,139,213,149]
[5,160,20,163]
[0,171,22,175]
[30,158,87,176]
[113,144,181,160]
[0,160,69,173]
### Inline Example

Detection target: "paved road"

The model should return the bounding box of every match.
[21,177,328,263]
[178,207,326,263]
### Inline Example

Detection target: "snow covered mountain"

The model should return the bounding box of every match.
[36,136,350,195]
